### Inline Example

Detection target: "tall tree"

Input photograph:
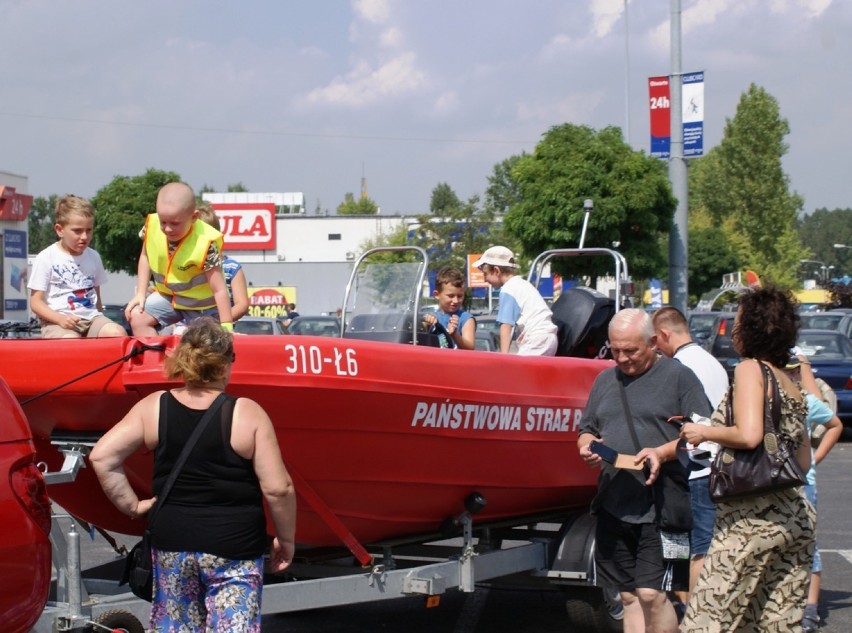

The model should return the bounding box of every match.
[505,123,675,280]
[91,168,181,274]
[27,195,60,254]
[337,193,379,215]
[690,84,806,287]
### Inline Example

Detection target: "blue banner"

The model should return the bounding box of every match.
[682,72,704,157]
[4,229,27,258]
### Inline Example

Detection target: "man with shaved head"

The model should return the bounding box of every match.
[577,308,711,633]
[126,182,233,335]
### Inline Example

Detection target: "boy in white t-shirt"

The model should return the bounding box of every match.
[472,246,557,356]
[28,195,126,338]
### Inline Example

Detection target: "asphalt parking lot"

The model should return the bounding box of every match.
[45,444,852,632]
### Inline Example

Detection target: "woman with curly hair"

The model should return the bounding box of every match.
[91,317,296,632]
[678,285,814,632]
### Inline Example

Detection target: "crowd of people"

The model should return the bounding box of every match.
[581,288,841,633]
[31,189,838,630]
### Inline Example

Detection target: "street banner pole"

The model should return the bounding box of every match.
[668,0,688,314]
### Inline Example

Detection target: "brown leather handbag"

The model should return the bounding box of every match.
[708,362,807,502]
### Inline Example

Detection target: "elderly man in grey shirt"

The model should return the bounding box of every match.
[578,308,711,633]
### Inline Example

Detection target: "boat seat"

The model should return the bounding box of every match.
[550,287,615,358]
[344,312,442,347]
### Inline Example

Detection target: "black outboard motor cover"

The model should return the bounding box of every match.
[551,287,615,358]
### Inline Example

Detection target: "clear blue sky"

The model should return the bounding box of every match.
[0,0,846,216]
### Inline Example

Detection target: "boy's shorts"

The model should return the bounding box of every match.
[143,292,219,329]
[41,315,115,338]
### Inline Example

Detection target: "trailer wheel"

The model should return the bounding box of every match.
[91,609,145,633]
[564,587,623,633]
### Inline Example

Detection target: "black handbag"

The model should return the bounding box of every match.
[708,362,807,503]
[616,374,693,533]
[122,392,228,601]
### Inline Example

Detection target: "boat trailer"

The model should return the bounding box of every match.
[35,441,621,633]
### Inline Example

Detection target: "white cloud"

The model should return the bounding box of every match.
[354,0,392,24]
[299,0,423,108]
[797,0,832,17]
[590,0,626,38]
[300,52,425,108]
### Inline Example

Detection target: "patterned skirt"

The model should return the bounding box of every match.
[680,486,815,633]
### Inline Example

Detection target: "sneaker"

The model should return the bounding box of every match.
[802,613,819,633]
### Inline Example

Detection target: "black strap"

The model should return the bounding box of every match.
[147,392,228,529]
[759,362,782,433]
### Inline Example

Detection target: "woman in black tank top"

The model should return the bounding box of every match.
[91,317,297,632]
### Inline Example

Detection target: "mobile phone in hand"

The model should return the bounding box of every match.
[589,440,618,464]
[666,415,686,429]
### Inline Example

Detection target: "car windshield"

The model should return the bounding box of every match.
[796,332,852,359]
[235,320,274,335]
[688,313,719,343]
[289,318,340,336]
[799,313,844,331]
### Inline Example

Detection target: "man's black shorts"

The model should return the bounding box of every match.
[594,510,687,592]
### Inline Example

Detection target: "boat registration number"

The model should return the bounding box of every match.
[283,344,358,376]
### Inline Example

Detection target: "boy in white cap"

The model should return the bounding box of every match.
[472,246,558,356]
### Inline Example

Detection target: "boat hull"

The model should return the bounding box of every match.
[3,335,610,546]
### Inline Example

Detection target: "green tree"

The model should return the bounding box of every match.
[27,195,60,254]
[690,84,806,287]
[688,227,743,302]
[409,184,500,274]
[484,154,525,215]
[505,123,675,280]
[91,168,181,274]
[798,208,852,276]
[430,182,461,215]
[337,193,379,215]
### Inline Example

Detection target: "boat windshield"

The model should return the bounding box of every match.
[342,248,428,342]
[350,261,423,316]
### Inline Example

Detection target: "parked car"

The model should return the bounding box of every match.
[475,315,518,353]
[688,311,739,376]
[101,303,133,335]
[286,315,341,337]
[795,329,852,429]
[799,309,852,340]
[0,376,52,632]
[474,328,500,352]
[233,316,287,336]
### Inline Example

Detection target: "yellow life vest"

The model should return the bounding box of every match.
[144,214,224,310]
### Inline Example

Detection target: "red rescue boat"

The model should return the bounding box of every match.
[1,248,623,551]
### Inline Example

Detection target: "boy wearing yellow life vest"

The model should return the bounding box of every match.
[125,182,233,335]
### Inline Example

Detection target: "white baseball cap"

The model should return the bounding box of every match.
[471,246,519,269]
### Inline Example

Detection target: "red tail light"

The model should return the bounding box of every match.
[11,462,52,535]
[846,376,852,390]
[717,319,728,336]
